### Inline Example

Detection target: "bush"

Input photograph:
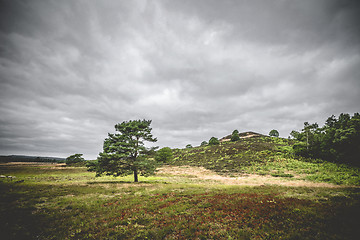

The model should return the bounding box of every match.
[293,142,308,157]
[155,147,173,163]
[186,144,193,149]
[231,130,240,142]
[269,129,279,137]
[66,154,85,165]
[209,137,220,145]
[200,141,208,146]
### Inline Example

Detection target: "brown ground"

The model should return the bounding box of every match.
[156,165,340,188]
[0,162,342,188]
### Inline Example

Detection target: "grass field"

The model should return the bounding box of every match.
[1,162,359,240]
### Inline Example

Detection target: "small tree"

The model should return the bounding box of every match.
[209,137,220,145]
[186,144,193,149]
[231,129,240,142]
[200,141,208,146]
[89,119,157,182]
[269,129,279,137]
[66,153,85,165]
[155,147,173,163]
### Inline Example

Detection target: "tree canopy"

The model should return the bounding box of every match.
[155,147,173,163]
[269,129,279,137]
[66,153,85,165]
[231,130,240,142]
[88,119,157,182]
[291,113,360,166]
[209,137,220,145]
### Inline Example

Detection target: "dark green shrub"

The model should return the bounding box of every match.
[209,137,220,145]
[66,154,85,165]
[293,142,308,157]
[155,147,173,163]
[269,129,279,137]
[231,130,240,142]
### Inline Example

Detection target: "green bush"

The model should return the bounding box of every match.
[269,129,279,137]
[293,142,308,157]
[66,154,85,165]
[209,137,220,145]
[155,147,173,163]
[231,130,240,142]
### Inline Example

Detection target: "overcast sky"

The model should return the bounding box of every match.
[1,0,359,159]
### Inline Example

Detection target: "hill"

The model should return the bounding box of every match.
[171,135,359,185]
[0,155,65,163]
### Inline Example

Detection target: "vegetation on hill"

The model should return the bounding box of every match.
[0,155,65,163]
[291,113,360,167]
[171,136,359,185]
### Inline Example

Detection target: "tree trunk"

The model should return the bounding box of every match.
[134,169,138,182]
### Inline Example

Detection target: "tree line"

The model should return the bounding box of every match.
[291,113,360,167]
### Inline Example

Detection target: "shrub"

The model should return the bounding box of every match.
[155,147,173,163]
[209,137,220,145]
[231,130,240,142]
[269,129,280,137]
[186,144,193,149]
[66,154,85,165]
[293,142,310,159]
[200,141,208,146]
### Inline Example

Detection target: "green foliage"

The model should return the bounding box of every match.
[231,129,240,142]
[186,144,193,149]
[155,147,173,163]
[88,119,157,182]
[291,113,360,166]
[209,137,220,145]
[269,129,279,137]
[66,154,85,165]
[200,141,208,146]
[171,136,360,185]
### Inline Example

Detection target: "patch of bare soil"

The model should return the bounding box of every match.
[157,165,340,188]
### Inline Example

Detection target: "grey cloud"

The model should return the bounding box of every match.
[0,0,359,158]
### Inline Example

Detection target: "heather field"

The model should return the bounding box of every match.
[1,162,359,240]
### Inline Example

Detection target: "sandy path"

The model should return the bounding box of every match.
[157,165,340,188]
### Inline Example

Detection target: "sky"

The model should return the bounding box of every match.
[1,0,360,159]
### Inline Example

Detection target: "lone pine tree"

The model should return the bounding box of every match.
[92,119,157,182]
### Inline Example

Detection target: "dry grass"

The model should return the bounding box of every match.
[157,165,340,188]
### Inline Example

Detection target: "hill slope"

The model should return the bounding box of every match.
[171,136,359,185]
[0,155,65,163]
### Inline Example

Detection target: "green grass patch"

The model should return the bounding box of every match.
[171,136,360,185]
[1,164,360,239]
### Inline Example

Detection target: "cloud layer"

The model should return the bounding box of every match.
[1,0,359,159]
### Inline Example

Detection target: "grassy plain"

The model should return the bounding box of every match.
[1,160,359,240]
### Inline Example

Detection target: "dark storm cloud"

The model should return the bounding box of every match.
[0,0,359,158]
